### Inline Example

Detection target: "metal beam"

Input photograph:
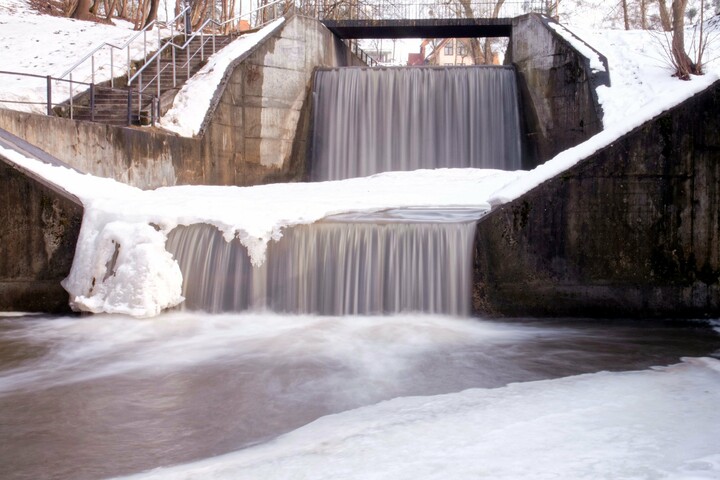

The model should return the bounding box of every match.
[321,18,513,39]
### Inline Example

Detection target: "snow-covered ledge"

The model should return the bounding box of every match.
[160,18,286,138]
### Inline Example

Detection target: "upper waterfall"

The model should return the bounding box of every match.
[310,65,523,181]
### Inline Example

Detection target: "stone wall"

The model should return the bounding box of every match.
[508,14,609,169]
[0,157,83,312]
[200,16,365,185]
[0,15,363,189]
[473,81,720,318]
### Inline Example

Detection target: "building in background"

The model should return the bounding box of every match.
[408,38,501,66]
[426,38,475,66]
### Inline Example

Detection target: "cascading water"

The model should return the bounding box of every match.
[166,65,527,316]
[165,208,482,316]
[310,65,523,181]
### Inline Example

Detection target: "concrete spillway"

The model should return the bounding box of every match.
[165,209,482,316]
[310,65,523,181]
[165,65,527,316]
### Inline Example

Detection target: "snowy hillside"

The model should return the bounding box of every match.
[1,0,719,132]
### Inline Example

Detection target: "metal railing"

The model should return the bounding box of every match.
[1,0,559,125]
[129,0,288,118]
[57,7,190,90]
[345,40,379,66]
[0,70,158,126]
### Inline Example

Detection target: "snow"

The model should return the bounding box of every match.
[0,5,169,113]
[547,22,606,72]
[118,356,720,480]
[160,18,286,137]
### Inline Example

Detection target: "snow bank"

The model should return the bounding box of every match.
[64,220,183,317]
[0,6,168,113]
[118,357,720,480]
[547,22,606,72]
[159,18,285,137]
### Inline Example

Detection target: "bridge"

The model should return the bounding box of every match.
[296,0,557,38]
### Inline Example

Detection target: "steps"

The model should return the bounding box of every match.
[72,35,234,127]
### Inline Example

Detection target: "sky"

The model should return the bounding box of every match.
[1,2,720,479]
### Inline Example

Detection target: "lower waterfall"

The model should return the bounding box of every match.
[165,209,482,316]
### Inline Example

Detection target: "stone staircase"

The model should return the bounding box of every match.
[72,35,234,126]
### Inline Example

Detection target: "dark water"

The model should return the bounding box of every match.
[310,66,523,181]
[0,312,718,480]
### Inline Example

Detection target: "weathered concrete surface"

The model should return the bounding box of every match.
[0,155,83,312]
[201,15,366,185]
[0,112,192,187]
[508,14,609,169]
[0,15,363,189]
[473,81,720,318]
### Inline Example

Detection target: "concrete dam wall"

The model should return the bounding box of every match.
[508,14,608,168]
[473,80,720,318]
[0,149,83,313]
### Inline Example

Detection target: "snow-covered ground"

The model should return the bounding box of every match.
[0,2,170,112]
[1,3,720,480]
[118,356,720,480]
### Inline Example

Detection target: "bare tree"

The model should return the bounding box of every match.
[640,0,647,29]
[670,0,697,78]
[69,0,96,20]
[622,0,630,29]
[657,0,673,30]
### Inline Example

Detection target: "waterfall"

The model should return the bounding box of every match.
[165,209,482,316]
[310,66,523,181]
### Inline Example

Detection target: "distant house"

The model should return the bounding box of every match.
[426,38,475,66]
[413,38,501,66]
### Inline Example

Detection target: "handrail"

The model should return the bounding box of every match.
[218,0,286,28]
[58,6,190,85]
[0,69,158,126]
[128,0,287,100]
[130,0,287,87]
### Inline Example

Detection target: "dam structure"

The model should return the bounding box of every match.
[1,2,718,318]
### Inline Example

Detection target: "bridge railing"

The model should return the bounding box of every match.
[295,0,557,21]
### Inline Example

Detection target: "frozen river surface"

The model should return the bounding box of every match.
[1,313,719,479]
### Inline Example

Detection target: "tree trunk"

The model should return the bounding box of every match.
[483,0,505,64]
[621,0,630,29]
[640,0,647,29]
[142,0,160,28]
[454,0,503,64]
[105,0,116,20]
[70,0,95,19]
[671,0,695,78]
[191,0,207,30]
[658,0,672,31]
